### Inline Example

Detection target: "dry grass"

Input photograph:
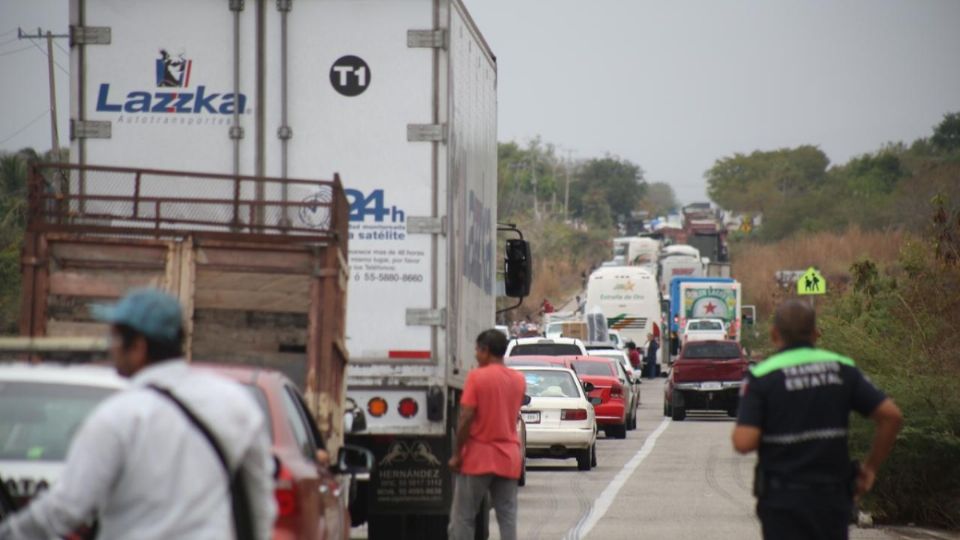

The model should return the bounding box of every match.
[731,226,907,319]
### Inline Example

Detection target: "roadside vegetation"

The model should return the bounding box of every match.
[496,139,663,319]
[719,113,960,529]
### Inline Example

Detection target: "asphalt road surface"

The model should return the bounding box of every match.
[488,378,906,540]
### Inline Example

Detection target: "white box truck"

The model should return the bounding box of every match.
[68,1,523,537]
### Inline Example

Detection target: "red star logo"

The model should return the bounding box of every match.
[704,302,717,314]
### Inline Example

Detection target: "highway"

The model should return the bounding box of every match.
[490,378,906,540]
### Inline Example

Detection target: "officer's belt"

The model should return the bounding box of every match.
[764,476,848,494]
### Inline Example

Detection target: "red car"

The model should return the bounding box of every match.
[664,340,749,421]
[565,357,628,439]
[507,355,627,438]
[199,364,352,540]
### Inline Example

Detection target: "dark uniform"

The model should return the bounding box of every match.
[737,344,887,540]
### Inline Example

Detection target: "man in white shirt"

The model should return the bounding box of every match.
[0,288,276,539]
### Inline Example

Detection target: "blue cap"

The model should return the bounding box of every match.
[92,288,183,342]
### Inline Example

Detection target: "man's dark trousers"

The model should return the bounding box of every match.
[757,491,851,540]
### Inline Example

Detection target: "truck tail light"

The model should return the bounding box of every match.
[398,398,419,418]
[610,383,624,399]
[274,464,298,518]
[368,397,388,418]
[561,409,588,421]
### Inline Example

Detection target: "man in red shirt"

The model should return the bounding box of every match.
[448,329,526,540]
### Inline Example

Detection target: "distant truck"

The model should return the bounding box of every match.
[612,236,661,274]
[668,277,742,357]
[66,0,530,536]
[658,245,704,297]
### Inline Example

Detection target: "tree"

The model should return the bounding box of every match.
[569,156,646,227]
[705,145,829,214]
[932,112,960,153]
[640,182,678,216]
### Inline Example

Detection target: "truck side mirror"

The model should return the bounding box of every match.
[504,239,532,298]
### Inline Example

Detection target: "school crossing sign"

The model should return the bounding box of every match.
[797,267,826,296]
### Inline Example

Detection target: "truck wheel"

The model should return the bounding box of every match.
[591,443,598,467]
[576,448,592,471]
[663,401,671,417]
[672,406,686,421]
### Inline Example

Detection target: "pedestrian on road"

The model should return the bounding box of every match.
[732,300,903,540]
[644,333,660,379]
[448,329,526,540]
[0,288,276,540]
[626,341,642,371]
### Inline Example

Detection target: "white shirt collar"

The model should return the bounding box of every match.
[129,358,189,387]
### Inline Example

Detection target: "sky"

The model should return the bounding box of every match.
[1,0,959,203]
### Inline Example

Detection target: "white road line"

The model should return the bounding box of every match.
[565,418,672,540]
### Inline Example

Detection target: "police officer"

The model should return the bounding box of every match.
[732,300,903,540]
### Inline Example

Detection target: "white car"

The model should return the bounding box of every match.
[607,331,626,350]
[543,321,565,340]
[512,366,598,471]
[682,318,728,344]
[0,363,127,505]
[583,346,641,431]
[506,337,587,358]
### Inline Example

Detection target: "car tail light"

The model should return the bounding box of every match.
[274,464,298,518]
[561,409,588,421]
[610,383,624,399]
[398,398,419,418]
[368,397,388,417]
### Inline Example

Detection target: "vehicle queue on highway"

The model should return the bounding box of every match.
[498,206,755,476]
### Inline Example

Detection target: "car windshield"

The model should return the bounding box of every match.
[682,342,741,359]
[0,381,117,461]
[521,370,581,398]
[689,320,723,331]
[511,343,582,356]
[570,361,615,376]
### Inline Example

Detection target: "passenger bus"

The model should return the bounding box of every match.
[585,266,661,350]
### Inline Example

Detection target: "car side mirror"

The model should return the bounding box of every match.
[504,239,532,298]
[589,397,602,406]
[582,381,595,393]
[344,409,367,434]
[332,444,375,476]
[522,394,532,406]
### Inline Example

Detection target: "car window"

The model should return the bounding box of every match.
[280,386,316,460]
[689,320,723,331]
[289,386,326,451]
[241,384,274,443]
[570,361,615,376]
[682,342,741,359]
[511,343,582,356]
[0,381,116,461]
[521,370,581,398]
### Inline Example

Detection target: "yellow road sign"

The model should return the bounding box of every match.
[797,267,826,295]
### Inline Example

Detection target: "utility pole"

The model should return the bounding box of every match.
[18,28,69,160]
[564,149,574,220]
[530,155,540,221]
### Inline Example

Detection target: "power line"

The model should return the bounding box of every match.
[0,110,49,146]
[0,28,16,37]
[0,45,33,58]
[53,40,69,57]
[25,38,68,76]
[0,36,21,46]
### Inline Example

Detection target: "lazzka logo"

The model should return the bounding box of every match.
[156,49,192,88]
[379,441,441,467]
[96,48,248,114]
